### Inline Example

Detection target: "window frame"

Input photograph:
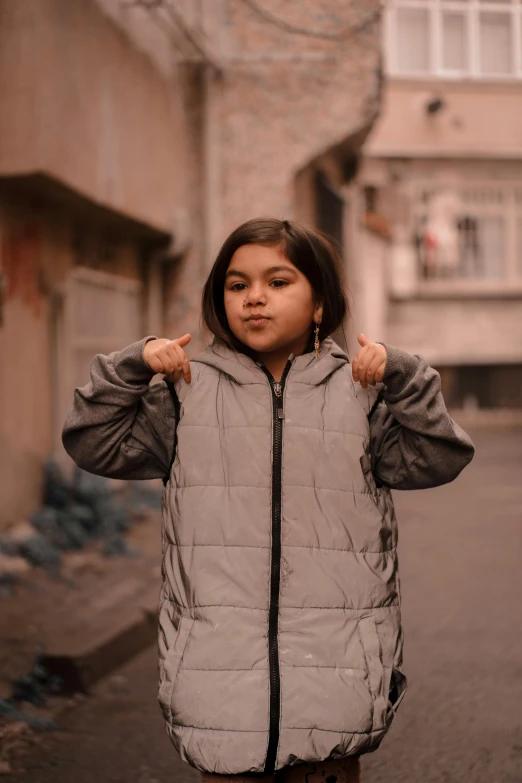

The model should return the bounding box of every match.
[409,180,522,294]
[385,0,522,81]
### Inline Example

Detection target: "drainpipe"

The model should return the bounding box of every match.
[203,63,222,272]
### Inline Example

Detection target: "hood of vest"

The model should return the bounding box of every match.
[191,337,350,386]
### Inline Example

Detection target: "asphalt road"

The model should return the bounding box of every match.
[5,426,522,783]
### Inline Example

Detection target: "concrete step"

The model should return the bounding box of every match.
[0,512,162,698]
[40,578,159,693]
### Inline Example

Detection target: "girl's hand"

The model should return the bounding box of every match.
[143,334,192,383]
[352,333,387,390]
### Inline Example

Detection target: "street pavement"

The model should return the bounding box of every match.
[4,425,522,783]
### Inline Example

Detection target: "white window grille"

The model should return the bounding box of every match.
[412,183,522,285]
[386,1,522,80]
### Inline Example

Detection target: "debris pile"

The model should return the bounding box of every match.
[0,722,37,776]
[0,461,162,579]
[0,655,60,773]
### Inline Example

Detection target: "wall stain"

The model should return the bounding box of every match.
[3,223,43,317]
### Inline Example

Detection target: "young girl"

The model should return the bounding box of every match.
[63,218,474,783]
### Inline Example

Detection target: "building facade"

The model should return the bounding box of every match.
[351,0,522,409]
[0,0,383,530]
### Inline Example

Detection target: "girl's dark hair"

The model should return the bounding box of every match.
[201,217,348,351]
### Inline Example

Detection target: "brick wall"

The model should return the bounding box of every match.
[214,0,382,238]
[162,0,383,344]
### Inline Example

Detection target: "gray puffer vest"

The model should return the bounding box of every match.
[63,334,474,775]
[159,339,406,775]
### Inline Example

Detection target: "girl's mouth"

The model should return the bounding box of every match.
[245,316,270,327]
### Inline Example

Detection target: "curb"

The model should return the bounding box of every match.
[41,604,159,694]
[1,515,163,702]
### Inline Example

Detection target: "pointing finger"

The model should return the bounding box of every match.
[173,334,192,349]
[352,354,360,381]
[172,342,191,384]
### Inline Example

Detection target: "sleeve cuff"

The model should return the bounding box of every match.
[378,342,420,394]
[110,336,159,384]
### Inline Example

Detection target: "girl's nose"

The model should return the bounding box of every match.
[244,287,266,306]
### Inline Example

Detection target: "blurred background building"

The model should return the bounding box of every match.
[352,0,522,411]
[0,0,382,529]
[1,0,521,532]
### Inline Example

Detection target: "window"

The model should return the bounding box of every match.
[412,183,522,283]
[386,1,522,79]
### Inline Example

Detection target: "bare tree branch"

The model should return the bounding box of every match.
[240,0,381,43]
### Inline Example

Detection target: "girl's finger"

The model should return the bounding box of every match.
[359,348,382,388]
[355,350,375,382]
[365,354,382,382]
[171,342,191,383]
[352,360,365,382]
[352,345,369,375]
[162,354,179,375]
[352,357,359,380]
[162,345,183,375]
[173,333,191,349]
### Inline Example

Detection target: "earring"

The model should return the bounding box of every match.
[314,323,320,359]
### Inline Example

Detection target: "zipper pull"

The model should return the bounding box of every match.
[273,382,285,419]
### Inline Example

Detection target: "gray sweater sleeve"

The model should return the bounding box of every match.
[369,344,475,490]
[62,337,176,480]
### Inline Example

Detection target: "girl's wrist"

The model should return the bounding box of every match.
[377,343,419,393]
[111,336,159,384]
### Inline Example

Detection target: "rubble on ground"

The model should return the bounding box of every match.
[0,461,162,581]
[0,722,36,776]
[0,653,60,770]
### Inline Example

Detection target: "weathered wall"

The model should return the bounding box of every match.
[212,0,382,246]
[346,221,390,359]
[367,80,522,158]
[0,198,145,527]
[0,207,53,527]
[0,0,193,528]
[162,0,383,342]
[0,0,189,234]
[386,297,522,367]
[0,0,384,528]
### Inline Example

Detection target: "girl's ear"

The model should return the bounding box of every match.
[313,300,324,325]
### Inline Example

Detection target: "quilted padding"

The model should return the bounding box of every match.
[63,334,474,774]
[158,341,404,774]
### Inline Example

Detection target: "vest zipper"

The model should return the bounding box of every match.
[262,359,292,775]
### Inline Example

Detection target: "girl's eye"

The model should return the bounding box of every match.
[271,279,289,288]
[230,282,246,291]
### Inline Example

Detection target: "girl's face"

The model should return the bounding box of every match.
[224,244,323,359]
